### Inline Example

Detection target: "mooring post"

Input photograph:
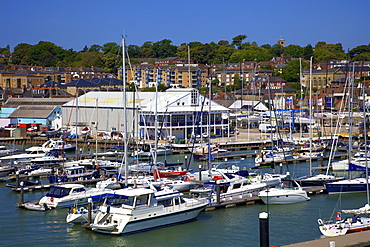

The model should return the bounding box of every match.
[20,187,24,204]
[259,212,269,247]
[216,180,221,205]
[88,198,93,224]
[16,173,20,188]
[198,164,202,181]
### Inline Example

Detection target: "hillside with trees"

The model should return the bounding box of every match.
[1,35,369,75]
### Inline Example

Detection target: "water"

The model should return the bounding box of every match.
[0,153,368,247]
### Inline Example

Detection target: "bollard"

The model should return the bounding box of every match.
[259,212,269,247]
[88,198,93,224]
[329,241,335,247]
[198,165,202,181]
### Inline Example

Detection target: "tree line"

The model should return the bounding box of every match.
[0,35,369,76]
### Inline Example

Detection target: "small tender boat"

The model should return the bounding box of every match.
[66,205,101,224]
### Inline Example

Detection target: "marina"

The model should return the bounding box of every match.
[1,146,369,246]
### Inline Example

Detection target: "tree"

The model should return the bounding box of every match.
[348,44,370,61]
[284,44,304,58]
[280,60,308,82]
[229,45,272,62]
[232,35,247,50]
[102,42,120,54]
[152,39,177,58]
[26,41,67,66]
[102,53,119,73]
[12,43,33,64]
[313,42,346,62]
[127,45,141,58]
[89,44,102,52]
[302,44,314,60]
[140,48,156,58]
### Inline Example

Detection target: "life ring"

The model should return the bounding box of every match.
[50,197,54,202]
[317,219,324,225]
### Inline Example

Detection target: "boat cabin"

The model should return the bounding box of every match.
[45,184,87,198]
[106,188,154,209]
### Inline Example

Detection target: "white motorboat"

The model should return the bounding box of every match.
[190,171,277,203]
[41,139,76,152]
[0,146,47,163]
[258,182,310,204]
[90,187,208,235]
[0,145,18,156]
[132,146,172,157]
[30,151,66,165]
[35,184,113,209]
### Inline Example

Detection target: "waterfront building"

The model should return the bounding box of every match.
[61,88,230,141]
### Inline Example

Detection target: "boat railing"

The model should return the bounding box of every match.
[185,198,208,207]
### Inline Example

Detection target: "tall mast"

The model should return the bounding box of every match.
[309,56,313,177]
[122,37,128,187]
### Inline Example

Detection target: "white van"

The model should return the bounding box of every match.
[259,123,276,132]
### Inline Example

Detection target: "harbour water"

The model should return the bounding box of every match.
[1,151,368,247]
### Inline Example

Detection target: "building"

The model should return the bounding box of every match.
[61,88,230,141]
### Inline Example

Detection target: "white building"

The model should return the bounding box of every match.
[61,88,230,141]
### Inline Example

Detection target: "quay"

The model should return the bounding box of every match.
[282,230,370,247]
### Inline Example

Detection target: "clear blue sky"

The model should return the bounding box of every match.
[1,0,369,52]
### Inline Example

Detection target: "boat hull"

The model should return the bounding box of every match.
[93,204,206,235]
[258,189,310,204]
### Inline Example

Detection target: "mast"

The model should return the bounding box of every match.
[309,56,313,177]
[122,37,128,187]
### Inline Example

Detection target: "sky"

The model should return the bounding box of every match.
[1,0,369,52]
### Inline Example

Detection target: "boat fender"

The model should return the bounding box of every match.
[50,197,54,202]
[317,219,324,225]
[72,208,77,214]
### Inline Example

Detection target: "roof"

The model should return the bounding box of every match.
[113,188,154,196]
[3,98,72,108]
[65,79,97,87]
[39,81,64,88]
[62,89,229,114]
[8,105,58,118]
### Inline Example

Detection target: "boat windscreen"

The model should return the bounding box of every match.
[46,187,72,198]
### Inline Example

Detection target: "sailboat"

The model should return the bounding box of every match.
[294,57,344,187]
[318,65,370,236]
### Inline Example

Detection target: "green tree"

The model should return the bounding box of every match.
[74,51,103,68]
[102,53,119,73]
[281,60,308,82]
[232,34,247,50]
[140,48,156,58]
[313,42,346,62]
[302,44,314,60]
[127,45,141,58]
[102,42,120,54]
[348,44,370,61]
[26,41,66,66]
[12,43,33,64]
[284,44,304,58]
[89,44,102,52]
[229,45,272,62]
[152,39,177,58]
